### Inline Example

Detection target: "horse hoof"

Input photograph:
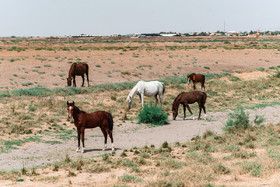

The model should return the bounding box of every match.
[81,148,85,153]
[76,147,80,152]
[112,148,115,151]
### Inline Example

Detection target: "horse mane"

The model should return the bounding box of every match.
[74,105,86,114]
[188,73,196,78]
[68,63,77,77]
[127,81,141,99]
[172,92,183,111]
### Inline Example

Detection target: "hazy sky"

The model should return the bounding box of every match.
[1,0,280,37]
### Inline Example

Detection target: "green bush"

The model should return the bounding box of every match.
[225,108,250,132]
[138,101,168,125]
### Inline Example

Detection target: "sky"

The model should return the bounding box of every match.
[1,0,280,37]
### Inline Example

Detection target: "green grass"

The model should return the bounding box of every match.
[0,136,42,153]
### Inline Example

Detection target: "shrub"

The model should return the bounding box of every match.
[138,101,168,125]
[257,67,265,71]
[273,69,280,78]
[225,108,250,132]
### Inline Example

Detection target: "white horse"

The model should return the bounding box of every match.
[126,80,165,110]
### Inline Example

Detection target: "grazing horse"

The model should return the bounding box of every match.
[67,62,89,87]
[187,73,205,90]
[126,80,165,110]
[172,91,207,120]
[67,101,114,153]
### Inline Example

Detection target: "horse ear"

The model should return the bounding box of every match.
[67,101,69,105]
[72,101,75,105]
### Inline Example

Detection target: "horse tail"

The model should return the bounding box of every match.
[108,113,114,132]
[202,92,207,105]
[85,63,89,73]
[161,82,165,95]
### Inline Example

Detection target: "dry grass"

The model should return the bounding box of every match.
[0,70,280,152]
[1,123,280,186]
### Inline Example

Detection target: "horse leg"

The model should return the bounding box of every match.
[198,106,202,120]
[73,76,76,87]
[203,106,207,120]
[108,130,114,151]
[141,93,144,107]
[100,127,108,151]
[81,127,85,153]
[104,126,114,151]
[202,81,205,90]
[186,104,194,120]
[193,83,196,90]
[86,72,89,87]
[154,94,158,107]
[183,104,186,120]
[76,128,81,152]
[81,75,85,87]
[159,93,163,107]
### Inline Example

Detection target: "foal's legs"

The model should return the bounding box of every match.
[193,82,196,90]
[81,75,85,87]
[100,127,108,151]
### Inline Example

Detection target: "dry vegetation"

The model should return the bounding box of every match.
[1,123,280,186]
[1,36,280,186]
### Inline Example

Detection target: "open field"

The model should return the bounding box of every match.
[1,36,280,186]
[1,36,280,90]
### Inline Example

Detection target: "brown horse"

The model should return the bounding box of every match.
[67,101,114,153]
[67,62,89,87]
[172,91,207,120]
[187,73,205,90]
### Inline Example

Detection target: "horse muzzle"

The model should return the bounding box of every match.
[68,114,73,119]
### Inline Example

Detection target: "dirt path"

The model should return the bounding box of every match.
[1,105,280,171]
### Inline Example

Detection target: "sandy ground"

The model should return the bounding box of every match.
[0,105,280,171]
[0,47,280,90]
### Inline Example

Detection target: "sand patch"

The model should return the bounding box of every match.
[234,71,269,80]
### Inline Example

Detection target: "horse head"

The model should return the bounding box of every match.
[67,101,75,118]
[67,77,72,86]
[172,107,178,120]
[187,73,196,84]
[126,96,132,110]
